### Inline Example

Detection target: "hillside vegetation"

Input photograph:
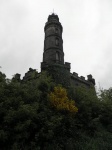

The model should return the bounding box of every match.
[0,71,112,150]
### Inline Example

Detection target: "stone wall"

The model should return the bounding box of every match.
[70,72,95,89]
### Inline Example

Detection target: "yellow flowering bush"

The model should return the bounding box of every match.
[49,86,78,114]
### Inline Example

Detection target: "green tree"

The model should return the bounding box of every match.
[99,88,112,132]
[0,70,112,149]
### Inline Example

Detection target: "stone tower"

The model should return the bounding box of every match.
[16,13,95,90]
[41,13,70,71]
[40,13,95,89]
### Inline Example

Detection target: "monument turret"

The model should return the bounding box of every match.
[41,13,68,71]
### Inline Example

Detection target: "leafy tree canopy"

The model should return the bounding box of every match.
[0,71,112,149]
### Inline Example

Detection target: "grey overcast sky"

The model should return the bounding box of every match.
[0,0,112,89]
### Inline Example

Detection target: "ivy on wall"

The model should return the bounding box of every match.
[47,64,70,88]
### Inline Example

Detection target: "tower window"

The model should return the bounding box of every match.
[56,52,59,60]
[55,38,59,46]
[55,28,58,33]
[56,51,61,62]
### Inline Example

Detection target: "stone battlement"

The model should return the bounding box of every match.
[70,72,95,88]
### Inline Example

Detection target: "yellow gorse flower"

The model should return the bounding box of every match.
[49,86,78,114]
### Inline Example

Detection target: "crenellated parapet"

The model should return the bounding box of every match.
[44,13,63,33]
[12,73,21,82]
[71,72,95,88]
[87,74,95,85]
[23,68,39,81]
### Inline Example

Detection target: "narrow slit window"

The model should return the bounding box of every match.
[55,38,59,46]
[56,52,59,60]
[55,28,58,33]
[56,52,61,62]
